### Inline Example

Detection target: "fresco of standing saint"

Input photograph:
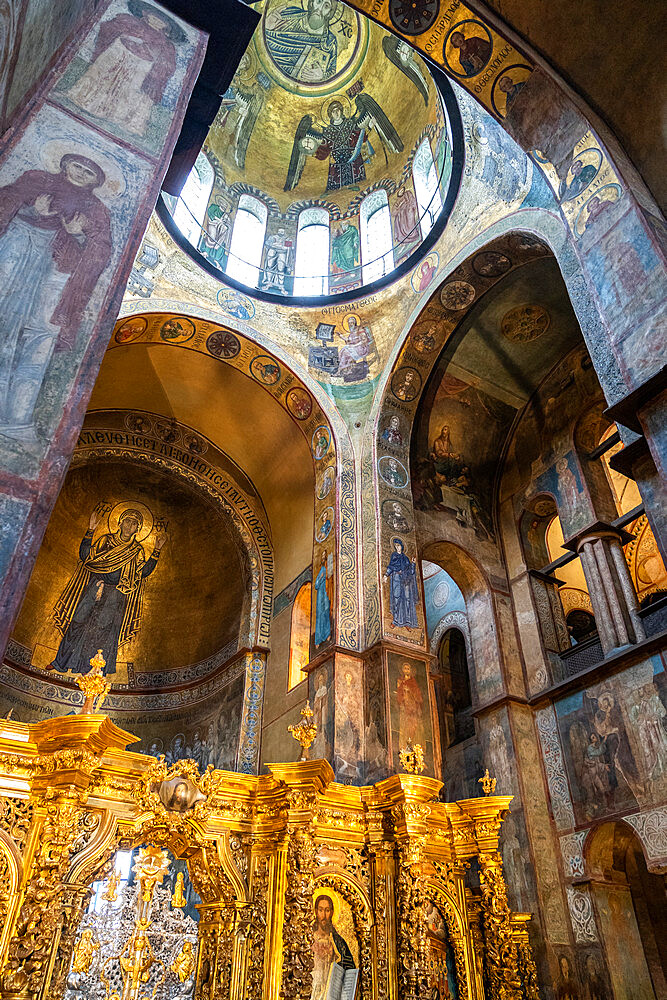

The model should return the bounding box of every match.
[65,1,186,139]
[384,538,419,629]
[311,894,356,1000]
[314,550,333,646]
[396,661,425,747]
[48,501,166,675]
[0,153,112,438]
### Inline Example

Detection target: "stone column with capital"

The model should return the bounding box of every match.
[568,523,645,653]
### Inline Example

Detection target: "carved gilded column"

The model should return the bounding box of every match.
[0,716,135,1000]
[195,902,236,1000]
[267,761,334,1000]
[246,852,270,996]
[366,809,391,1000]
[477,852,522,1000]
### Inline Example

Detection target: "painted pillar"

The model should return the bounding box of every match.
[0,0,207,655]
[574,528,645,654]
[238,649,268,774]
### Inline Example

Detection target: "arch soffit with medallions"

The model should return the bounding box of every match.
[109,309,362,651]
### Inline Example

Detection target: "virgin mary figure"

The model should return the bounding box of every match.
[384,538,419,629]
[47,502,166,674]
[66,1,184,137]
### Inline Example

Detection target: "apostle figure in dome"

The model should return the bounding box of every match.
[265,0,340,84]
[48,502,166,675]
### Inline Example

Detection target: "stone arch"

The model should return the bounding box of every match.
[114,303,361,651]
[430,610,472,660]
[340,0,665,417]
[369,220,611,647]
[422,540,504,704]
[313,869,374,996]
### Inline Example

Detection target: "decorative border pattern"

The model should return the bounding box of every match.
[536,706,575,830]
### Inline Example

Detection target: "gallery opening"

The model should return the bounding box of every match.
[0,0,664,997]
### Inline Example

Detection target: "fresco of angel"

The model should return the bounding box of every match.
[285,92,403,193]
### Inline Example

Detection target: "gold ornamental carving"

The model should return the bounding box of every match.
[478,769,497,795]
[287,703,318,762]
[398,740,425,774]
[77,649,111,714]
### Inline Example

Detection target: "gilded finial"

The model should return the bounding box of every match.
[399,739,425,774]
[76,648,111,714]
[478,769,497,795]
[288,702,317,761]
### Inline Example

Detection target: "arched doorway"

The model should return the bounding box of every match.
[586,822,667,999]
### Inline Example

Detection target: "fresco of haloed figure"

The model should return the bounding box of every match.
[47,500,167,675]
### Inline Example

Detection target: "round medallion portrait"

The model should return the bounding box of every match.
[501,304,550,343]
[250,355,281,385]
[262,0,365,90]
[217,287,255,320]
[316,507,334,541]
[574,184,622,238]
[558,147,603,203]
[154,420,181,444]
[411,324,438,354]
[391,367,422,402]
[206,330,241,359]
[286,387,313,421]
[433,579,450,609]
[318,465,335,499]
[378,455,409,489]
[509,233,548,255]
[490,64,532,118]
[472,251,511,277]
[444,20,493,78]
[312,425,331,460]
[124,412,153,435]
[440,280,476,311]
[115,316,147,344]
[183,432,207,455]
[389,0,440,36]
[382,498,412,532]
[160,316,196,344]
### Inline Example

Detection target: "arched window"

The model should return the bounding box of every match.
[438,628,474,745]
[288,583,311,690]
[412,138,442,239]
[360,190,394,285]
[293,207,330,296]
[225,194,268,288]
[172,152,215,246]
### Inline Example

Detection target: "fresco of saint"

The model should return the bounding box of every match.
[396,661,424,746]
[314,551,333,646]
[48,501,166,675]
[311,895,355,1000]
[66,1,185,137]
[337,314,372,381]
[0,153,112,438]
[286,94,403,193]
[330,220,360,274]
[384,538,419,629]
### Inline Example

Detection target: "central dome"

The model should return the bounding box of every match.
[164,0,460,300]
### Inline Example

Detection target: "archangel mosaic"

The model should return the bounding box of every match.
[0,0,665,998]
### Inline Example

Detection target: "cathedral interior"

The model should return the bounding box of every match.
[0,1,664,998]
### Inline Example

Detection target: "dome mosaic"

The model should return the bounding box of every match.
[164,0,461,300]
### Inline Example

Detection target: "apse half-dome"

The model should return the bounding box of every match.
[163,0,461,301]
